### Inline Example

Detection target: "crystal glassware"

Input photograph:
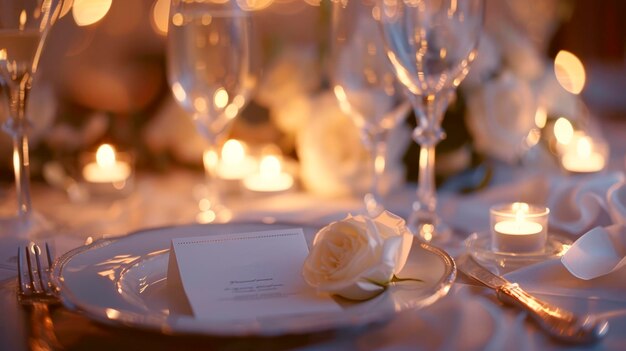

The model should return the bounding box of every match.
[167,0,253,222]
[330,0,410,217]
[378,0,484,241]
[0,0,65,236]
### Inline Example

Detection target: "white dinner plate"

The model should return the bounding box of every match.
[51,222,455,336]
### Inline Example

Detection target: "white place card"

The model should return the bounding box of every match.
[167,228,341,322]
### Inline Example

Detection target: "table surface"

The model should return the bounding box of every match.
[1,118,626,350]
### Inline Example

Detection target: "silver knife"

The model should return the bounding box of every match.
[457,254,609,344]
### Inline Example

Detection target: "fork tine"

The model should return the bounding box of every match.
[25,245,39,293]
[34,244,47,293]
[17,247,24,295]
[45,242,53,268]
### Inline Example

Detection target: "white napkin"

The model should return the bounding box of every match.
[506,257,626,302]
[561,224,626,280]
[548,172,625,235]
[440,171,626,239]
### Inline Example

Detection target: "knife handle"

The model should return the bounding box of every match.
[496,283,609,344]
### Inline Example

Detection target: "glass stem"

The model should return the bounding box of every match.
[416,143,436,220]
[6,79,32,223]
[365,130,387,216]
[200,143,229,222]
[408,92,450,240]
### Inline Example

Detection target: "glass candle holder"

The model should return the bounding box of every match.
[559,132,609,174]
[80,144,134,198]
[243,154,294,195]
[490,202,549,253]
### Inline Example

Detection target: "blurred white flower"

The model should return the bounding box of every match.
[296,92,410,198]
[536,71,580,120]
[495,24,545,81]
[142,95,207,165]
[466,71,536,164]
[297,92,370,197]
[272,95,312,137]
[256,45,321,111]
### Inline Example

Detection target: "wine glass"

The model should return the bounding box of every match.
[330,0,410,217]
[167,0,252,222]
[0,0,64,236]
[378,0,484,241]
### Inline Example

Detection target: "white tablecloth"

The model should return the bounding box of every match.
[1,166,626,350]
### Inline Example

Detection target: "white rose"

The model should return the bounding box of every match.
[490,18,545,81]
[302,211,414,301]
[297,92,370,197]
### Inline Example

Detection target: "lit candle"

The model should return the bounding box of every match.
[243,155,294,193]
[491,202,549,253]
[205,139,256,180]
[82,144,131,183]
[560,133,606,173]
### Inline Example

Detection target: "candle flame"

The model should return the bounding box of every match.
[259,155,281,178]
[554,50,586,95]
[221,139,245,164]
[554,117,574,145]
[96,144,116,168]
[203,149,219,173]
[577,136,592,158]
[512,202,530,223]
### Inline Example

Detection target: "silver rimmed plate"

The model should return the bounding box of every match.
[51,222,455,336]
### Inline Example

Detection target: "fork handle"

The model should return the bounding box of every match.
[496,283,609,344]
[28,302,63,351]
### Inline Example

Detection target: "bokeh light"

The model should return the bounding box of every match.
[554,50,586,95]
[72,0,113,27]
[554,117,574,145]
[152,0,170,35]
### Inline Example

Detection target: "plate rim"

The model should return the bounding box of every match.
[51,221,456,337]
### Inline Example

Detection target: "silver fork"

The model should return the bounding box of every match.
[17,243,63,351]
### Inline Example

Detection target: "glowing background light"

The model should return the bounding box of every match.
[152,0,170,35]
[213,88,229,109]
[554,117,574,145]
[554,50,586,95]
[237,0,274,11]
[534,106,547,129]
[72,0,113,27]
